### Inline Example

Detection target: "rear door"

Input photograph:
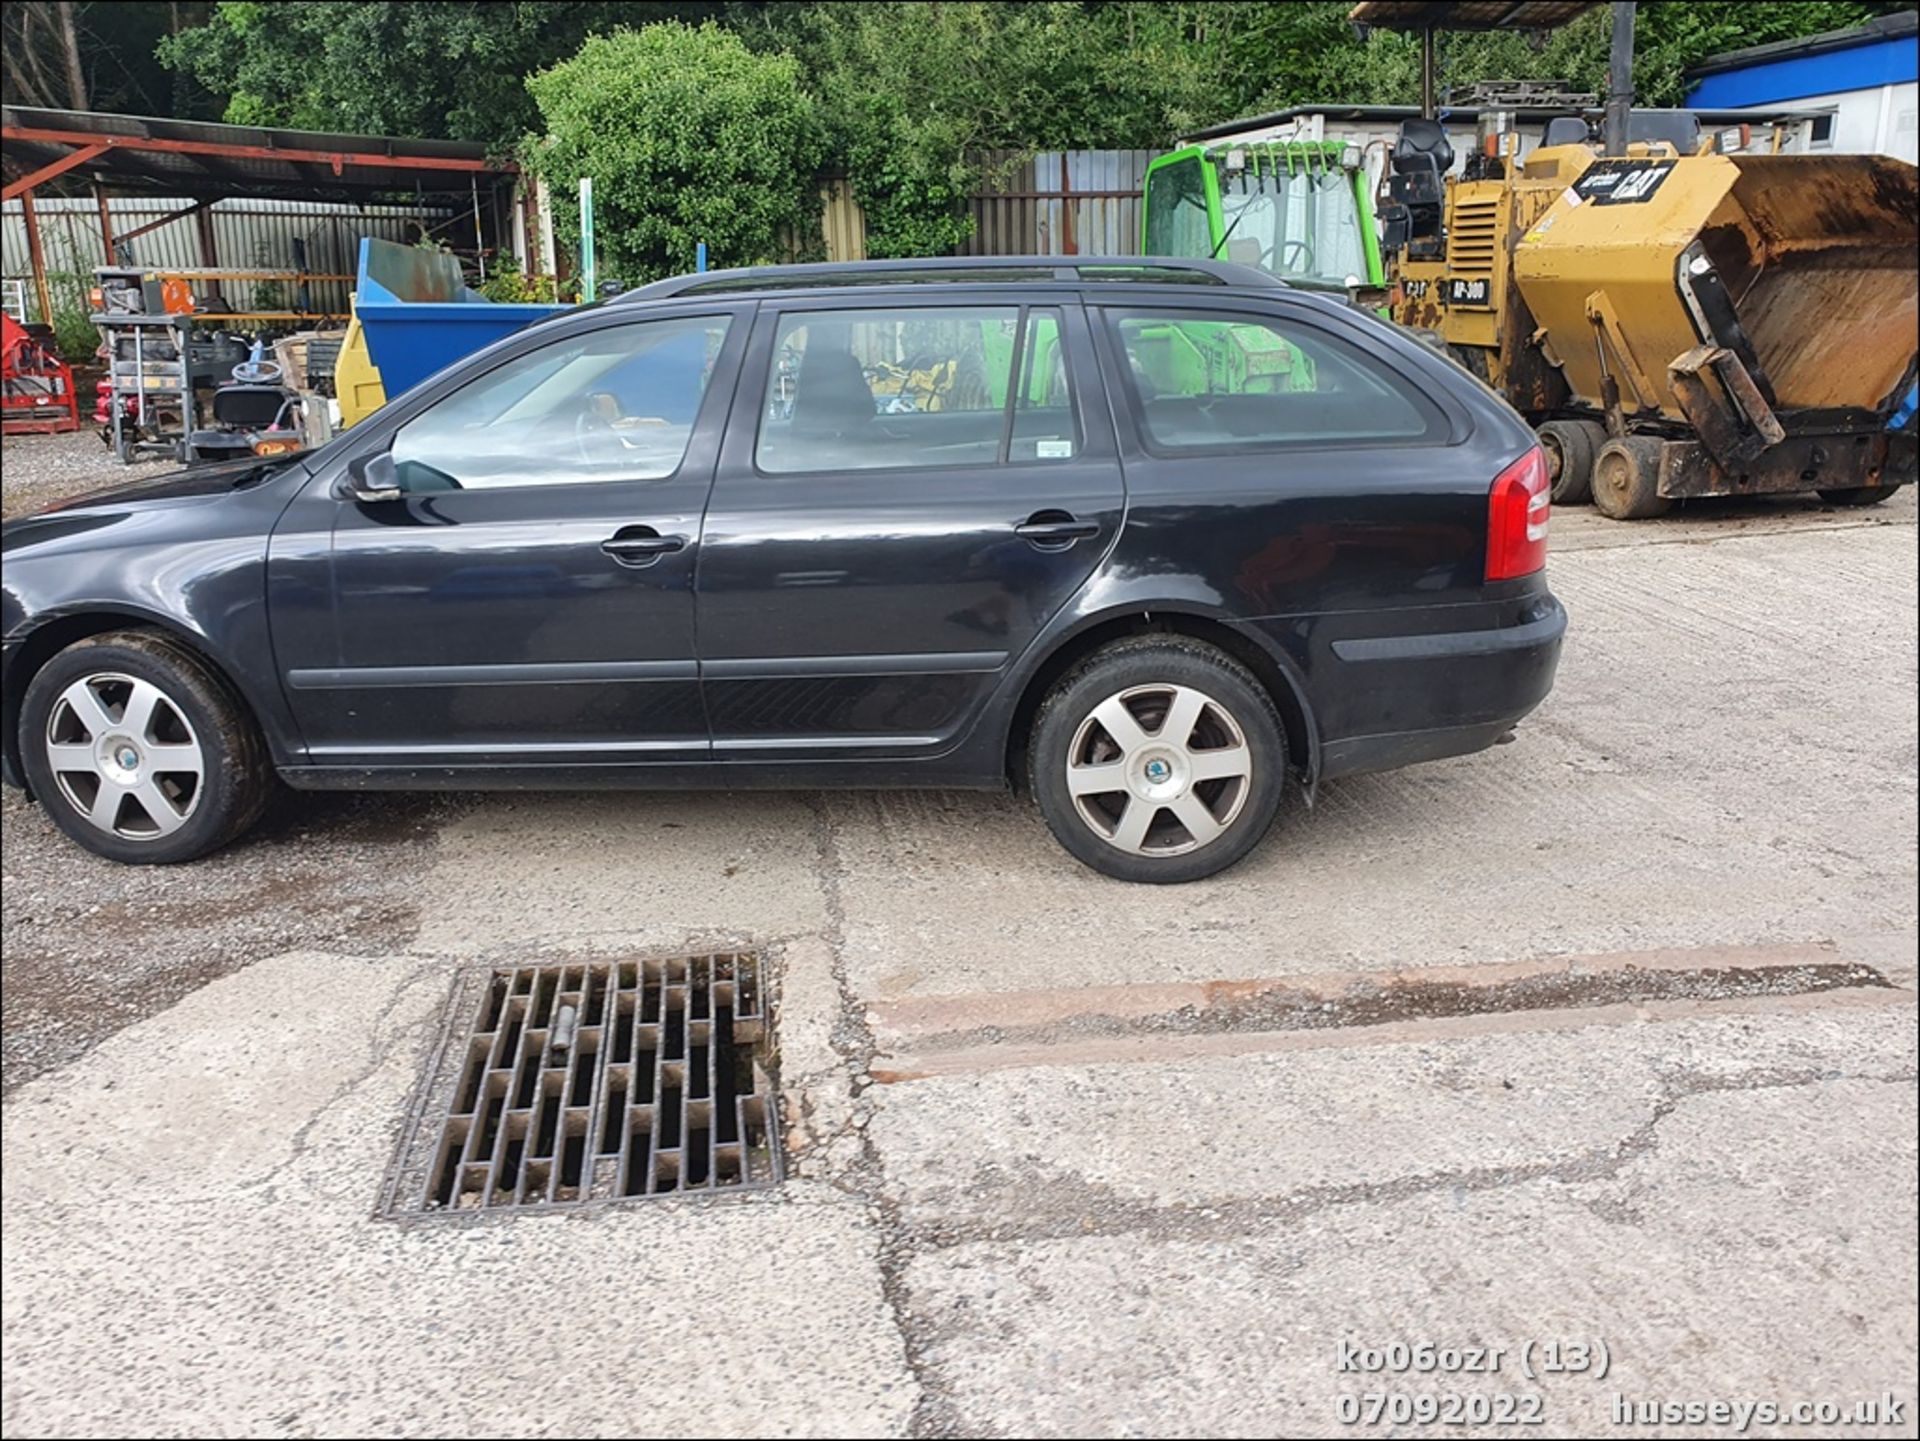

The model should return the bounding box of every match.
[696,293,1121,761]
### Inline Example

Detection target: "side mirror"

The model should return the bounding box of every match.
[343,450,402,503]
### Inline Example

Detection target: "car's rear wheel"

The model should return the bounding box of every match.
[1591,435,1671,520]
[19,631,271,864]
[1536,418,1606,505]
[1029,637,1285,883]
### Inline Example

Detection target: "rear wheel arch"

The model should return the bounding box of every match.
[1002,607,1319,793]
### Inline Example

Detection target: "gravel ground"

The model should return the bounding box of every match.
[0,786,467,1093]
[0,429,466,1091]
[1,428,177,519]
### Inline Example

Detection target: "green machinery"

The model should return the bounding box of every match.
[1138,138,1379,398]
[1141,138,1386,293]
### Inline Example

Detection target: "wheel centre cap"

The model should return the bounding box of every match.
[1132,747,1187,800]
[98,734,142,781]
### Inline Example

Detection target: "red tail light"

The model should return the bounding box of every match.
[1486,446,1550,581]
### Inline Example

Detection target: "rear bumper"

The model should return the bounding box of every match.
[1315,595,1567,783]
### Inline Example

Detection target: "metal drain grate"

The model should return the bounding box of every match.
[385,955,781,1215]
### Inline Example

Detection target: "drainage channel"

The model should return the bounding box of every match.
[383,954,781,1217]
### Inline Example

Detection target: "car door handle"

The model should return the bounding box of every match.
[601,526,687,567]
[1015,512,1101,548]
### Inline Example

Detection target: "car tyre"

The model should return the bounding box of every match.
[1591,435,1671,520]
[19,630,272,864]
[1029,636,1285,884]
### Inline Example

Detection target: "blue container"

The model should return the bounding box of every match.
[353,237,566,397]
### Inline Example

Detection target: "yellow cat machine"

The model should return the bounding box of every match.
[1357,0,1919,518]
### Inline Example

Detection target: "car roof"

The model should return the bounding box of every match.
[611,255,1290,306]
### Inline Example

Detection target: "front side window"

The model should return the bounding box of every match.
[1111,310,1437,451]
[757,306,1076,473]
[388,314,730,491]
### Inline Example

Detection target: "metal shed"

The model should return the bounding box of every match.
[1,106,521,326]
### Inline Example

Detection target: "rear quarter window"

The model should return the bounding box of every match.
[1107,309,1442,453]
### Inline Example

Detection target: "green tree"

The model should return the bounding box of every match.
[148,0,1912,268]
[524,21,825,282]
[745,2,1097,255]
[160,2,724,149]
[4,2,217,119]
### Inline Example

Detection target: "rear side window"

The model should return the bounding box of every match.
[1109,310,1437,451]
[757,306,1076,474]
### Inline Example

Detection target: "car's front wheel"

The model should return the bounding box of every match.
[1029,637,1286,883]
[19,631,272,864]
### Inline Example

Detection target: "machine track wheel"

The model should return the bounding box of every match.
[1535,419,1607,506]
[1591,436,1671,520]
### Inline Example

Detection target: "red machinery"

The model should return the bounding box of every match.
[2,314,81,436]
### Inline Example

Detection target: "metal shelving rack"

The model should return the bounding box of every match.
[94,311,197,464]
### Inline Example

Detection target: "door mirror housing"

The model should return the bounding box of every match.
[343,450,403,503]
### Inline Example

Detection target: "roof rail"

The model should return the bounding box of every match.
[617,255,1285,302]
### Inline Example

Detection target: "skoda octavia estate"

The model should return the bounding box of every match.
[2,257,1565,883]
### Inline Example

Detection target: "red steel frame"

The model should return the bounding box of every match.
[3,122,516,324]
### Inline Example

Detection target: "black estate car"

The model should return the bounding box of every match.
[1,257,1565,883]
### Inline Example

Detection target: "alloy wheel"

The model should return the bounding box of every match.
[1065,683,1252,856]
[43,673,206,839]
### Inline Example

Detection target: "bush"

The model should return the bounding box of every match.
[39,270,100,365]
[49,309,100,366]
[839,95,976,260]
[477,254,558,305]
[526,22,826,284]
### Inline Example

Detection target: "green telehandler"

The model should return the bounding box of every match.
[1141,138,1386,294]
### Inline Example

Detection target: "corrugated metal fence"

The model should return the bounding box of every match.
[961,150,1158,258]
[1,196,452,317]
[817,149,1162,263]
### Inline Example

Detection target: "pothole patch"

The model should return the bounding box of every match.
[383,954,781,1217]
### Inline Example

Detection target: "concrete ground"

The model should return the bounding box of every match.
[2,433,1915,1438]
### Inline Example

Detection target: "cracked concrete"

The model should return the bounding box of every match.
[2,951,912,1439]
[3,501,1916,1436]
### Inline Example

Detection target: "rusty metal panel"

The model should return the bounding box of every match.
[962,149,1160,259]
[1657,431,1903,500]
[1350,0,1598,29]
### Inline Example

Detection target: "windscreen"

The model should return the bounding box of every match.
[1215,164,1369,291]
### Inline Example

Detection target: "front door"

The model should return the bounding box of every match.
[697,295,1122,761]
[268,306,746,769]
